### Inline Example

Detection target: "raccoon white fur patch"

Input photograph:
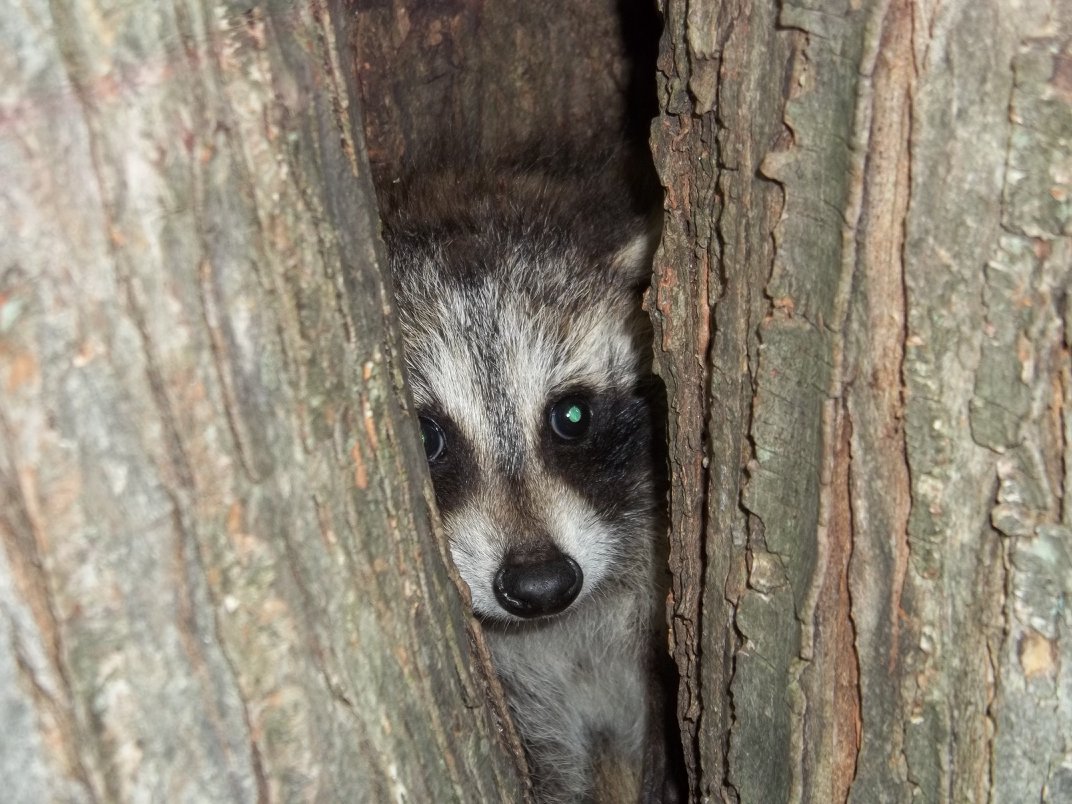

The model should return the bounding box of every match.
[382,152,672,803]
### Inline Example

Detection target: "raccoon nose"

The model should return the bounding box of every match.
[493,554,583,618]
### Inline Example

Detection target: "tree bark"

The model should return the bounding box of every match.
[653,0,1072,801]
[5,0,1068,802]
[0,1,523,801]
[350,0,660,181]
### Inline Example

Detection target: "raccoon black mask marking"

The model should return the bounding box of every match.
[382,152,671,803]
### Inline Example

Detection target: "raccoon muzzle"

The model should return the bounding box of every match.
[493,552,583,618]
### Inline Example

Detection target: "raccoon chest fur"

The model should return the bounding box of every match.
[382,154,667,803]
[489,589,653,798]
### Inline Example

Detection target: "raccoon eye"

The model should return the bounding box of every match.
[549,396,591,441]
[419,416,446,462]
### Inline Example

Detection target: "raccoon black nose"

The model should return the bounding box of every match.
[493,554,583,618]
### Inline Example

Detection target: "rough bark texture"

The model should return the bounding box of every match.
[653,0,1071,801]
[0,1,523,801]
[5,0,1068,801]
[350,0,660,182]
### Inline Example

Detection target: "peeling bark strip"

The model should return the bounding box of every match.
[654,0,1071,802]
[652,0,792,798]
[0,1,522,801]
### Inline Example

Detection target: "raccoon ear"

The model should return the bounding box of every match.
[609,215,661,289]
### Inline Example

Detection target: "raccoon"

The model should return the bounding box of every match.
[381,150,673,803]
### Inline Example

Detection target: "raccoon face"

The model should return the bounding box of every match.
[394,267,659,624]
[384,160,663,623]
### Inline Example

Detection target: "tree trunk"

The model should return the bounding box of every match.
[350,0,660,181]
[4,0,1068,802]
[654,0,1072,801]
[0,1,523,801]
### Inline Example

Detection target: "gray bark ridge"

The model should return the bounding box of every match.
[0,2,523,801]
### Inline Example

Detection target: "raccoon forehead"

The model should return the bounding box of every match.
[400,280,643,444]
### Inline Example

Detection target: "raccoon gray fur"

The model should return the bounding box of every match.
[381,150,672,803]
